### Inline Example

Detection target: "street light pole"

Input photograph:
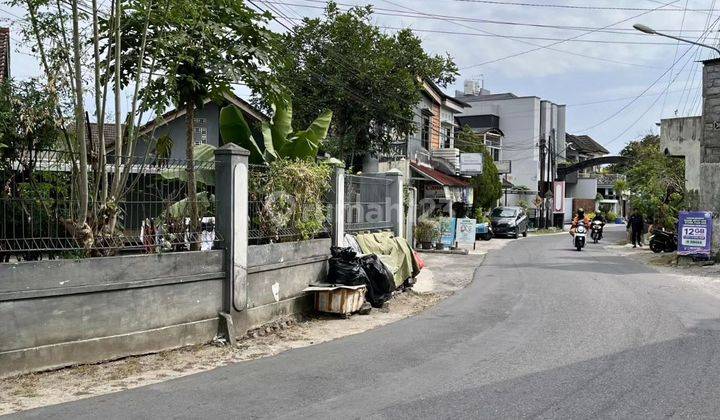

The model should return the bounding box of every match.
[633,23,720,56]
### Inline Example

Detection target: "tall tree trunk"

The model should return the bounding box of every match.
[92,0,107,207]
[71,0,89,229]
[111,0,123,200]
[186,104,200,251]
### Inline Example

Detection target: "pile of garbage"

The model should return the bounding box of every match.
[327,247,394,307]
[326,232,423,308]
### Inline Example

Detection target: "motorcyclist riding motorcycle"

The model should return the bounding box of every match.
[591,213,605,243]
[570,208,591,251]
[570,208,591,237]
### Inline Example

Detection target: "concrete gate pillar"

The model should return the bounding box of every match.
[214,144,250,343]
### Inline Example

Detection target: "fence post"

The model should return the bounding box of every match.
[332,167,345,247]
[386,168,404,238]
[214,143,249,344]
[405,187,417,246]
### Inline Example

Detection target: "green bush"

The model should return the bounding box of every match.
[251,158,332,241]
[415,218,439,243]
[475,207,489,224]
[606,211,618,221]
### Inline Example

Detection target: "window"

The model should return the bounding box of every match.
[491,148,500,161]
[193,117,208,145]
[421,116,430,150]
[443,127,452,149]
[194,127,208,145]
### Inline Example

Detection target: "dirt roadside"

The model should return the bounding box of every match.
[0,241,508,415]
[605,242,720,299]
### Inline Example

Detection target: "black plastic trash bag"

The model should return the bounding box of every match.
[327,247,368,286]
[360,254,395,307]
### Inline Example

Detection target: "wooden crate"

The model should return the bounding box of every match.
[303,284,367,316]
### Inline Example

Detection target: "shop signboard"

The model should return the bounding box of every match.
[459,153,484,175]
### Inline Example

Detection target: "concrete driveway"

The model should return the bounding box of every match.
[11,228,720,419]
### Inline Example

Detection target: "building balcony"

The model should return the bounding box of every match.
[378,141,408,162]
[596,173,625,187]
[431,147,461,171]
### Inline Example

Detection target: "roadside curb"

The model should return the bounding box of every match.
[416,248,469,255]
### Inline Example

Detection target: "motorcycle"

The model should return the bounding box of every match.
[574,222,587,251]
[649,229,677,253]
[591,220,604,244]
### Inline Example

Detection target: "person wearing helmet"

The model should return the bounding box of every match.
[570,208,591,237]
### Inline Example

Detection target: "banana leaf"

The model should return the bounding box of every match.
[219,105,265,164]
[160,144,216,186]
[161,191,213,220]
[270,100,292,152]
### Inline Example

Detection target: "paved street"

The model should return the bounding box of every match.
[12,227,720,419]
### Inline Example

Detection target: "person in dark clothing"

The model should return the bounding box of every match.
[628,211,644,248]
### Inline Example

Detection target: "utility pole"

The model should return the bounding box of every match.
[539,136,546,229]
[548,130,556,228]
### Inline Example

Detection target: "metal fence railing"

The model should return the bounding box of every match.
[344,174,394,233]
[1,149,219,261]
[248,164,332,244]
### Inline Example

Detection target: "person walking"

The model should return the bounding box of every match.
[628,211,644,248]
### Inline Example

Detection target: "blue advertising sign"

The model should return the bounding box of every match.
[678,211,713,256]
[440,217,456,248]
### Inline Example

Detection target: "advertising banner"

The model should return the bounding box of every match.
[440,217,457,248]
[678,211,713,256]
[456,217,477,245]
[552,181,565,214]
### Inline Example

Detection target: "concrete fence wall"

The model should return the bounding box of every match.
[0,143,402,378]
[0,251,225,377]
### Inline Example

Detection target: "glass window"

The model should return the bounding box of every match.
[421,116,430,150]
[443,127,452,149]
[491,208,517,218]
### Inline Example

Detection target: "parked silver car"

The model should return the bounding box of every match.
[490,206,529,238]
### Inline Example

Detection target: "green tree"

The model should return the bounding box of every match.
[270,1,458,166]
[456,126,502,210]
[114,0,281,248]
[612,134,686,229]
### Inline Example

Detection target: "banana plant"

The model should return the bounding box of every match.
[219,98,333,164]
[160,143,216,185]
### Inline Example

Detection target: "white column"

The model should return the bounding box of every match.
[386,169,404,238]
[332,167,345,247]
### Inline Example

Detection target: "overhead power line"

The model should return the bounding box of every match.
[263,14,715,46]
[451,0,682,70]
[443,0,716,12]
[281,0,710,35]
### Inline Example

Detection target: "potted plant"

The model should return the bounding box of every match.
[414,218,439,249]
[436,217,452,250]
[475,207,493,241]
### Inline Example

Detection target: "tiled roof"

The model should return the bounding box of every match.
[566,133,609,155]
[139,91,267,135]
[410,162,470,187]
[0,28,9,83]
[86,123,123,154]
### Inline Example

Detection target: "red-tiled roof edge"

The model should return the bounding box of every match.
[410,161,470,187]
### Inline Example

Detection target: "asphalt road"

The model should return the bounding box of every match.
[12,227,720,419]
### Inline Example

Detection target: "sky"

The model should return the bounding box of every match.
[1,0,719,154]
